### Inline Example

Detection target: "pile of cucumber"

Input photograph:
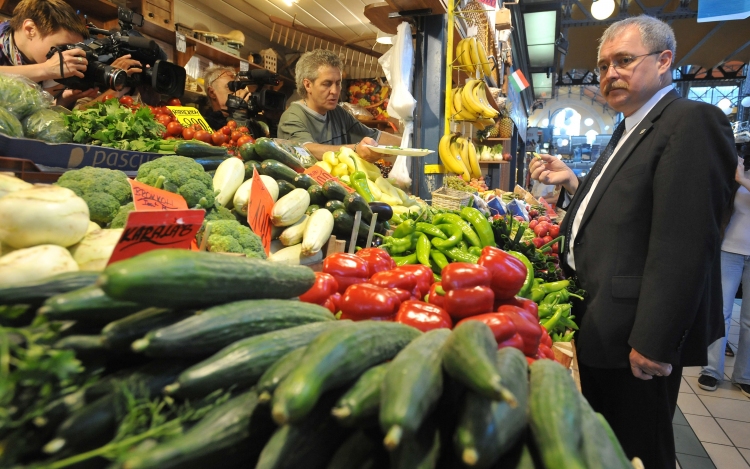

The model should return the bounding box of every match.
[0,249,635,469]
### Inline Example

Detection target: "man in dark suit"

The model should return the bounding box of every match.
[530,15,735,468]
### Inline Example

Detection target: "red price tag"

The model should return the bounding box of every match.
[247,167,274,255]
[304,166,355,193]
[129,179,188,211]
[107,210,204,265]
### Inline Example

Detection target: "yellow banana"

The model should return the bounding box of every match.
[472,81,499,119]
[474,117,496,130]
[452,137,472,181]
[453,86,479,121]
[448,88,458,117]
[460,80,485,117]
[467,139,481,179]
[459,38,475,75]
[439,132,466,175]
[468,37,481,77]
[476,40,493,78]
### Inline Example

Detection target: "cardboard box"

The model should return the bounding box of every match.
[495,8,512,30]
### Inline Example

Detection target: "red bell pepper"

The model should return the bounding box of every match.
[538,343,556,361]
[356,247,396,277]
[477,247,528,300]
[322,296,337,314]
[456,312,516,344]
[395,265,434,298]
[323,253,370,294]
[539,326,553,348]
[498,332,526,351]
[391,288,416,303]
[441,263,495,320]
[339,283,401,321]
[497,305,543,357]
[494,296,539,320]
[299,272,339,305]
[428,283,445,308]
[395,300,452,332]
[441,263,492,290]
[369,269,421,298]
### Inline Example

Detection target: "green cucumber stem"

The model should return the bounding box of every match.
[271,404,288,425]
[384,425,403,450]
[162,383,179,395]
[498,384,518,408]
[43,438,65,454]
[37,306,50,315]
[258,392,272,403]
[131,338,149,352]
[330,406,351,419]
[463,448,479,466]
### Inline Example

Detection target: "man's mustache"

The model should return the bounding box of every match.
[604,82,628,94]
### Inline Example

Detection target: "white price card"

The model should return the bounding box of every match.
[176,32,186,53]
[239,60,249,72]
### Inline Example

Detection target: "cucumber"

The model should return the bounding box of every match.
[102,308,194,351]
[99,250,316,309]
[305,204,320,215]
[307,184,327,206]
[38,286,144,323]
[239,142,260,161]
[344,193,374,224]
[175,141,228,158]
[117,390,275,469]
[53,335,106,356]
[528,359,586,469]
[494,437,541,469]
[194,156,231,171]
[380,328,451,449]
[579,395,631,469]
[0,271,100,306]
[255,137,316,172]
[271,321,421,425]
[324,199,346,212]
[132,299,334,357]
[244,160,262,180]
[276,180,296,199]
[257,347,308,403]
[326,431,384,469]
[390,417,441,469]
[454,347,529,468]
[322,180,350,201]
[260,159,299,184]
[165,321,347,398]
[332,208,371,239]
[293,173,318,190]
[331,363,389,427]
[442,321,516,403]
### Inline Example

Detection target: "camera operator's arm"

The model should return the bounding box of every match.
[55,87,100,109]
[0,48,88,83]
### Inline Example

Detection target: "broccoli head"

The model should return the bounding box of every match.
[109,202,134,229]
[57,167,132,225]
[136,156,215,209]
[206,219,266,260]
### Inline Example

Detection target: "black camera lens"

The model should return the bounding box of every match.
[89,62,126,91]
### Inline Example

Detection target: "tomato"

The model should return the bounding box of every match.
[211,132,228,146]
[236,135,254,147]
[528,220,538,229]
[167,97,181,106]
[533,223,549,237]
[542,235,553,244]
[166,121,183,137]
[182,127,195,140]
[119,96,133,106]
[538,216,550,223]
[548,224,560,238]
[230,130,243,142]
[102,92,117,101]
[221,142,232,148]
[195,130,212,144]
[237,126,249,133]
[220,126,232,136]
[192,123,204,131]
[147,105,155,114]
[158,106,169,116]
[227,120,237,130]
[532,237,546,248]
[157,114,173,126]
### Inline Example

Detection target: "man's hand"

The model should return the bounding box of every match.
[110,54,143,76]
[529,154,579,194]
[629,348,672,380]
[355,136,380,163]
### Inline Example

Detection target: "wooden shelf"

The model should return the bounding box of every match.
[480,137,512,143]
[364,3,401,35]
[67,0,119,18]
[139,18,179,45]
[479,160,509,164]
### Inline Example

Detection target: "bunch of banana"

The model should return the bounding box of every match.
[449,82,498,130]
[438,132,482,182]
[456,36,493,77]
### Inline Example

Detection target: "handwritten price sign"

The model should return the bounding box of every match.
[304,166,355,193]
[167,106,213,132]
[247,167,274,255]
[129,179,188,211]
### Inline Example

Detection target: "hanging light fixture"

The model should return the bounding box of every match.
[591,0,615,20]
[376,30,394,45]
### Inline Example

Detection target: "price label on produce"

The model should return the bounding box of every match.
[107,209,205,265]
[247,167,274,256]
[129,179,188,211]
[167,106,213,132]
[304,166,355,193]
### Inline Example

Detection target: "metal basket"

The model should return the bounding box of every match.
[431,187,474,211]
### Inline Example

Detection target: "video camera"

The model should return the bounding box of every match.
[225,68,286,117]
[47,7,186,97]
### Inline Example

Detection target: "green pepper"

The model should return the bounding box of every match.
[542,304,570,332]
[431,224,463,250]
[460,206,496,248]
[561,330,576,342]
[457,240,469,252]
[392,252,418,266]
[559,314,579,330]
[530,280,571,303]
[349,171,375,202]
[507,251,534,299]
[438,246,479,263]
[433,273,442,282]
[538,303,555,319]
[382,234,416,255]
[416,233,432,267]
[468,246,482,257]
[429,258,442,276]
[541,288,584,305]
[416,222,448,239]
[429,249,449,270]
[433,213,482,247]
[392,219,416,238]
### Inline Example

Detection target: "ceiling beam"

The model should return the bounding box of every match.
[675,21,725,67]
[714,39,750,68]
[562,1,696,27]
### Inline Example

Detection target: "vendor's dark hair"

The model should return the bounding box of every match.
[10,0,89,39]
[295,49,343,97]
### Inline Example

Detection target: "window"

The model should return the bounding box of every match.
[688,86,739,108]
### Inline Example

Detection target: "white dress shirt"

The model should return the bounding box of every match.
[567,85,674,270]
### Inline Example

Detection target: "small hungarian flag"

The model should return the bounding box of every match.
[509,69,530,92]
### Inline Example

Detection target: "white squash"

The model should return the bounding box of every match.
[279,215,309,246]
[271,188,310,227]
[233,175,280,217]
[69,228,123,271]
[301,209,334,256]
[212,157,245,208]
[0,173,32,198]
[0,244,78,286]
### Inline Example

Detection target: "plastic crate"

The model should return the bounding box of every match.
[431,187,473,211]
[0,157,64,183]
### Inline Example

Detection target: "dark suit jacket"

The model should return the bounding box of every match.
[559,90,736,369]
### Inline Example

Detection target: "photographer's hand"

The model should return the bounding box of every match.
[57,87,100,109]
[111,55,143,76]
[45,49,88,80]
[736,157,750,191]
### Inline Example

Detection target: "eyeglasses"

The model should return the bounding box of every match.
[596,51,662,76]
[208,71,235,89]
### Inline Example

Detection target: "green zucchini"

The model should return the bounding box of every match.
[239,142,260,161]
[244,160,262,180]
[322,180,350,201]
[38,286,144,323]
[276,180,296,199]
[380,328,450,449]
[442,321,516,403]
[454,347,529,468]
[389,417,441,469]
[260,159,299,184]
[305,204,320,215]
[99,250,316,309]
[117,390,275,469]
[193,155,231,171]
[325,199,346,212]
[53,335,105,354]
[528,359,586,469]
[326,431,382,469]
[254,137,316,172]
[293,173,318,190]
[332,208,371,239]
[0,271,100,306]
[579,395,631,469]
[175,141,228,158]
[165,321,347,398]
[331,362,389,427]
[102,308,194,351]
[307,184,327,206]
[344,193,374,224]
[257,347,308,403]
[271,321,421,425]
[132,299,334,357]
[494,437,541,469]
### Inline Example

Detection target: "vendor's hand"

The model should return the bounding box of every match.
[629,348,672,380]
[56,87,99,108]
[110,54,143,76]
[529,154,578,194]
[736,158,749,184]
[354,136,380,163]
[45,48,88,80]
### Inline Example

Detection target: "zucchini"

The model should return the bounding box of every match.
[194,156,231,171]
[279,215,309,247]
[239,141,260,161]
[271,188,310,227]
[213,157,245,208]
[53,334,105,354]
[332,208,371,239]
[271,321,421,424]
[117,390,275,469]
[528,359,586,469]
[257,347,308,403]
[326,431,383,469]
[344,193,374,224]
[255,137,317,172]
[307,184,327,206]
[102,308,193,351]
[99,249,316,309]
[38,286,144,323]
[368,202,394,223]
[260,159,299,184]
[305,204,320,215]
[165,321,347,398]
[132,299,334,357]
[244,160,262,180]
[324,199,346,212]
[0,271,100,306]
[380,328,451,449]
[233,175,280,217]
[175,140,228,158]
[331,362,389,427]
[454,347,529,468]
[322,180,350,201]
[301,208,334,256]
[442,321,516,403]
[293,173,318,190]
[389,417,441,469]
[276,180,296,199]
[579,395,631,469]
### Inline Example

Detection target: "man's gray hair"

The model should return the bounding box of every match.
[295,49,343,97]
[598,15,676,62]
[203,66,236,90]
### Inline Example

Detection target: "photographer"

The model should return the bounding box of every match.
[203,66,243,131]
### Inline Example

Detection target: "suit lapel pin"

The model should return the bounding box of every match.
[639,129,646,135]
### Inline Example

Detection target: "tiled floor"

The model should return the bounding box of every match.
[675,300,750,469]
